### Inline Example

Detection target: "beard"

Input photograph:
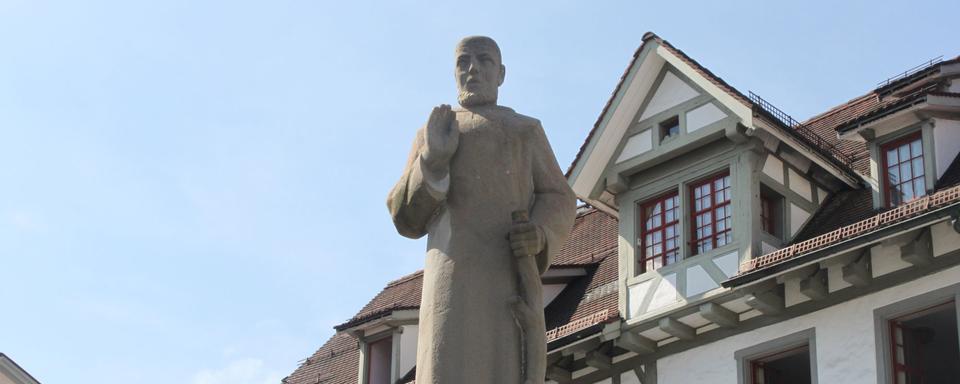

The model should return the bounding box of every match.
[458,88,497,107]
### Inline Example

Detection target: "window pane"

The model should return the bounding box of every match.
[914,178,926,197]
[901,163,912,180]
[910,139,922,157]
[899,145,910,161]
[912,158,924,177]
[887,149,899,166]
[889,169,900,184]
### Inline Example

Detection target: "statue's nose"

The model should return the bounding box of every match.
[467,59,481,74]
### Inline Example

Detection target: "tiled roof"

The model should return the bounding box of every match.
[284,332,359,384]
[739,57,960,274]
[289,208,620,384]
[740,183,960,274]
[334,270,423,331]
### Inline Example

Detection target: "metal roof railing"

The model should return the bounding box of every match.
[748,91,857,169]
[876,56,943,89]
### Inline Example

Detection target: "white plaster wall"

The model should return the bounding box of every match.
[398,325,419,377]
[657,264,960,384]
[950,79,960,93]
[685,103,726,133]
[628,280,654,319]
[762,155,784,185]
[638,71,699,121]
[933,118,960,179]
[788,168,813,202]
[648,274,679,311]
[616,130,653,163]
[790,203,810,236]
[620,370,641,384]
[714,251,740,278]
[686,265,717,297]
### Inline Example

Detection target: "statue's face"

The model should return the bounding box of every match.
[455,39,505,107]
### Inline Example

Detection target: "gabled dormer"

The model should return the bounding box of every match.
[567,33,858,326]
[833,57,960,209]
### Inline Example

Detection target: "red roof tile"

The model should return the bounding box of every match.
[284,332,359,384]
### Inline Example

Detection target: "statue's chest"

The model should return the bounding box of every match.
[450,115,526,183]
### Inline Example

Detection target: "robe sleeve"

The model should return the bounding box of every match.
[528,121,577,275]
[387,127,449,239]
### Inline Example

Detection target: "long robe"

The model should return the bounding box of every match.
[388,105,576,384]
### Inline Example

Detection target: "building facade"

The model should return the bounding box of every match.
[285,33,960,384]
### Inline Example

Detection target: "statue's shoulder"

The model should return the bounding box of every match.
[486,105,542,129]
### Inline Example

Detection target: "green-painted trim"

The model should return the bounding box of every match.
[734,328,818,384]
[569,41,659,186]
[869,120,931,209]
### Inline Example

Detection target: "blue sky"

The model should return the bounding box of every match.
[1,1,958,383]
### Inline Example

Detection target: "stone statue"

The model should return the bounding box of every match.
[387,36,576,384]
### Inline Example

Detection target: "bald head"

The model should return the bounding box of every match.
[454,36,505,107]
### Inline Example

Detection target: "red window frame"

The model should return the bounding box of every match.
[690,171,732,255]
[749,344,810,384]
[881,132,926,207]
[760,194,775,235]
[888,300,956,384]
[366,336,393,384]
[638,191,680,273]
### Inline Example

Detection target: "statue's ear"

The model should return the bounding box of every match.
[498,64,506,86]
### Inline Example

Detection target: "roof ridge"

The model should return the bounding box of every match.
[801,93,878,125]
[386,270,424,287]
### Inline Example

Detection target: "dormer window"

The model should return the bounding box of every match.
[660,116,680,142]
[760,187,783,238]
[882,133,926,206]
[638,191,680,273]
[365,335,393,384]
[691,171,732,254]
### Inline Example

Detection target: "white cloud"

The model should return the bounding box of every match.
[192,358,284,384]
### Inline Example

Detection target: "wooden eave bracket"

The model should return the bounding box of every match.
[615,331,657,355]
[900,228,933,266]
[699,302,739,328]
[745,289,785,315]
[658,317,695,341]
[842,250,872,287]
[799,269,829,301]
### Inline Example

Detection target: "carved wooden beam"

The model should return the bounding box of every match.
[615,332,656,355]
[699,302,739,328]
[745,289,784,315]
[658,317,695,341]
[901,229,933,266]
[545,365,572,383]
[799,269,828,300]
[842,251,872,287]
[585,350,612,371]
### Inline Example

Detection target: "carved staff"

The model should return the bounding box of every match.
[510,209,546,384]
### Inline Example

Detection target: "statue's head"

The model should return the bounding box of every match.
[455,36,505,107]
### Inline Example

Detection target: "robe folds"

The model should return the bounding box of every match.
[388,105,576,384]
